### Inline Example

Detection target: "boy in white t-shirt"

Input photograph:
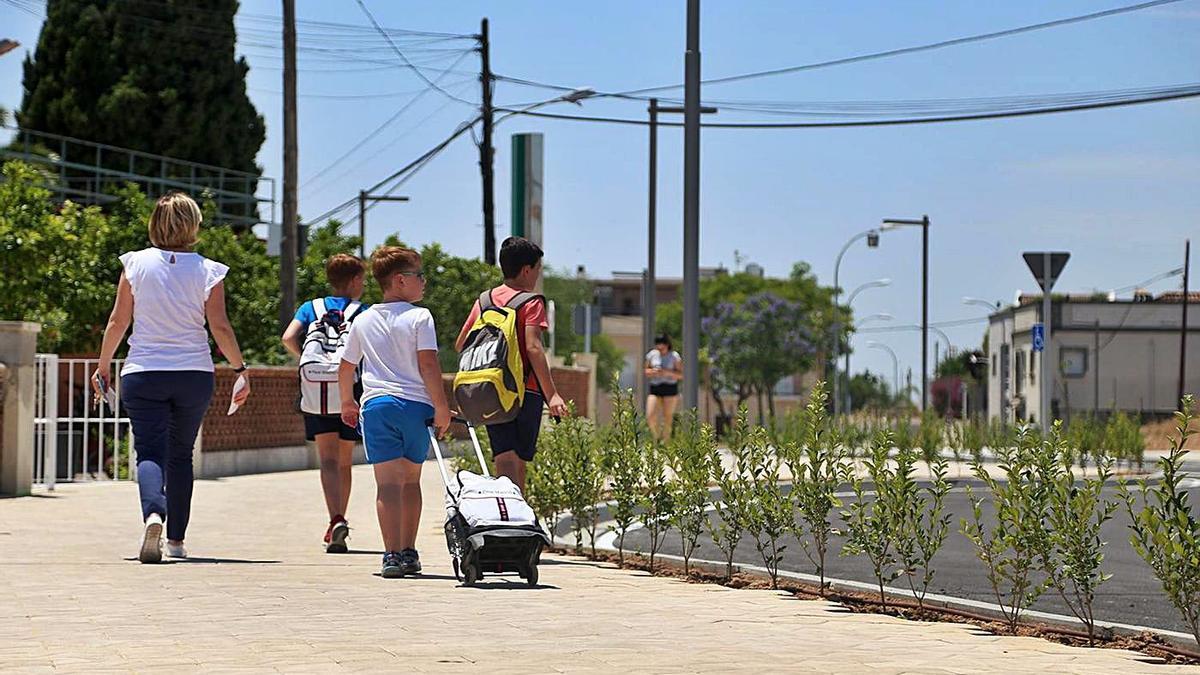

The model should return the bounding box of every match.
[338,246,450,578]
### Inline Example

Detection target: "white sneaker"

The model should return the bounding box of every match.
[139,514,163,564]
[166,541,188,559]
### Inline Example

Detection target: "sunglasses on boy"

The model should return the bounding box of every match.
[398,269,425,280]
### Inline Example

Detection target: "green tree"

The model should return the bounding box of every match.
[19,0,265,216]
[542,269,624,391]
[846,371,895,412]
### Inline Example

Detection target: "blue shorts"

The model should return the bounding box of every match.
[360,396,435,465]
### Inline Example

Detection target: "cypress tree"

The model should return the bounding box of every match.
[18,0,266,218]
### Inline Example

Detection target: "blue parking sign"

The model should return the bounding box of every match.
[1032,323,1045,352]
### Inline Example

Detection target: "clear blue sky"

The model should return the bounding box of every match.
[2,1,1197,383]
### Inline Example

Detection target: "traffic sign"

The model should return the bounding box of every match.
[1032,323,1045,352]
[1023,252,1070,292]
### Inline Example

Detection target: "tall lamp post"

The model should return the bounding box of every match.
[844,312,892,412]
[843,283,892,411]
[867,341,900,400]
[882,215,931,409]
[831,228,887,415]
[681,0,702,411]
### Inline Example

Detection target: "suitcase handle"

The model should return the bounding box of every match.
[425,416,472,428]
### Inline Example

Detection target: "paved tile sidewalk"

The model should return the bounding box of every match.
[0,465,1194,674]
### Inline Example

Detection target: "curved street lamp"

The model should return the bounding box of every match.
[867,340,900,398]
[837,279,891,414]
[831,229,885,416]
[843,312,892,412]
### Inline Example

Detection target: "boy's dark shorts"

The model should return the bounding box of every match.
[304,414,361,442]
[485,392,544,462]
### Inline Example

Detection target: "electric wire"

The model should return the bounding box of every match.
[353,0,478,106]
[299,50,474,190]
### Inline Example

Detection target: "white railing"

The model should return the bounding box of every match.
[33,355,134,487]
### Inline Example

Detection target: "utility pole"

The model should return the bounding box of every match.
[357,191,410,259]
[1180,239,1191,410]
[681,0,702,411]
[644,98,658,411]
[921,215,929,411]
[1093,319,1100,416]
[478,18,497,265]
[279,0,298,330]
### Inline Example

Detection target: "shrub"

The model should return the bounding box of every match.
[708,414,753,581]
[917,409,945,466]
[638,439,677,574]
[602,385,645,566]
[553,408,605,555]
[891,442,951,608]
[961,425,1054,632]
[1041,424,1117,644]
[840,429,900,607]
[668,410,716,574]
[1104,411,1144,469]
[783,382,848,595]
[1121,397,1199,647]
[743,422,791,589]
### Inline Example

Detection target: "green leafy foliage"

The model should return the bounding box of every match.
[782,383,848,595]
[1120,397,1199,647]
[19,0,265,201]
[891,443,952,608]
[545,406,605,555]
[667,410,715,574]
[742,420,791,589]
[707,412,753,581]
[601,382,645,566]
[638,439,676,574]
[1042,425,1117,644]
[961,425,1055,631]
[840,429,901,606]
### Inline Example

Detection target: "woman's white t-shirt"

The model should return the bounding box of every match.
[646,349,682,385]
[119,248,228,375]
[340,302,438,406]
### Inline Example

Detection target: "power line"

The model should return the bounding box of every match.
[859,317,989,333]
[495,83,1200,128]
[615,0,1187,96]
[299,50,474,190]
[249,79,476,100]
[353,0,477,106]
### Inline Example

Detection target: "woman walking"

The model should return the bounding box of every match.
[644,334,683,440]
[92,191,250,563]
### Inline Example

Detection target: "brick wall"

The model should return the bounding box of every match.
[201,367,305,451]
[203,364,592,451]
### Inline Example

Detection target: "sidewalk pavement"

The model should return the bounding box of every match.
[1,464,1195,674]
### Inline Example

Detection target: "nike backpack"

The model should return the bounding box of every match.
[298,298,363,415]
[453,290,542,426]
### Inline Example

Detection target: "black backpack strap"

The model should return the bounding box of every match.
[479,289,496,311]
[505,292,544,311]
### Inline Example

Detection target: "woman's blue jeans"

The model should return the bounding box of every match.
[121,371,215,542]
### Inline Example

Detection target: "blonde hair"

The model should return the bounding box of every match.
[148,191,202,249]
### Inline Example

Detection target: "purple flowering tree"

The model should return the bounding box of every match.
[704,292,815,424]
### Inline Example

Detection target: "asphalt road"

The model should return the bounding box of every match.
[565,465,1199,635]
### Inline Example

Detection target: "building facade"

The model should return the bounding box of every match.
[986,293,1199,423]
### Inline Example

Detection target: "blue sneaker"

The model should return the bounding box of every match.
[400,548,422,576]
[381,551,403,578]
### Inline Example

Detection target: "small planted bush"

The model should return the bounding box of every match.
[1041,422,1117,644]
[638,439,677,574]
[1104,411,1145,469]
[1121,397,1200,647]
[603,385,646,566]
[708,408,755,581]
[917,409,945,467]
[743,423,791,589]
[840,429,900,607]
[891,442,951,608]
[783,382,848,595]
[668,410,716,574]
[554,407,605,556]
[961,425,1054,632]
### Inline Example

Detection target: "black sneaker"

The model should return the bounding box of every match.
[381,551,404,579]
[399,548,422,576]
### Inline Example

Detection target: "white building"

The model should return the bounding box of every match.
[986,292,1199,423]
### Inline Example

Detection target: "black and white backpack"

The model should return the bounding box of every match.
[298,298,363,415]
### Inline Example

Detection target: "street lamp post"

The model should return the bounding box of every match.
[644,98,716,409]
[831,228,884,415]
[867,341,900,399]
[844,312,892,412]
[883,216,931,410]
[682,0,702,411]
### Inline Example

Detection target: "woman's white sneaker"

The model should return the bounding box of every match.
[165,541,188,559]
[139,513,164,564]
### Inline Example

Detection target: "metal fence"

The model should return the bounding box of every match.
[33,355,134,488]
[1,124,275,230]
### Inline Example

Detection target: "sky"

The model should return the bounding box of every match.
[1,0,1198,384]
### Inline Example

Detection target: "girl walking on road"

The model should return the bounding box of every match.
[92,191,250,563]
